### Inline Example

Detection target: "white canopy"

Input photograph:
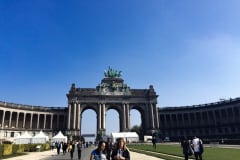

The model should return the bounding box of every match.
[32,131,49,144]
[15,131,32,144]
[111,132,139,143]
[52,131,67,143]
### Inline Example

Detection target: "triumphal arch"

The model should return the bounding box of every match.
[67,67,159,136]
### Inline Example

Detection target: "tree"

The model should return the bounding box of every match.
[130,125,142,139]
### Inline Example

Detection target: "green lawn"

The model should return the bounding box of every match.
[128,143,240,160]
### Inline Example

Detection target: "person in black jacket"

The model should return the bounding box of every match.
[181,137,193,160]
[77,140,82,160]
[111,138,130,160]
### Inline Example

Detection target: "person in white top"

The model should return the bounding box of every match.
[191,136,203,160]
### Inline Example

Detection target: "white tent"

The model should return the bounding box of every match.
[15,131,32,144]
[52,131,67,143]
[110,132,139,143]
[32,131,49,144]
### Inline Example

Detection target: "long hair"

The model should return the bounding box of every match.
[96,141,107,155]
[116,138,127,150]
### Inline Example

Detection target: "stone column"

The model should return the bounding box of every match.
[124,103,130,130]
[44,114,46,129]
[37,114,40,129]
[97,103,102,134]
[1,110,5,128]
[77,103,81,130]
[102,103,106,130]
[23,113,26,128]
[73,103,77,129]
[50,114,53,129]
[154,104,159,128]
[169,114,173,128]
[122,103,126,131]
[9,111,12,128]
[30,113,33,129]
[126,103,130,130]
[67,103,71,130]
[16,112,19,128]
[151,103,155,128]
[144,103,149,130]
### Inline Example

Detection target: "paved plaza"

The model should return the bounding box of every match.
[5,146,163,160]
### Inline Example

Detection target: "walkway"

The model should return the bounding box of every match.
[4,146,163,160]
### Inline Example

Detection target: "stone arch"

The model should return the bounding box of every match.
[66,76,159,138]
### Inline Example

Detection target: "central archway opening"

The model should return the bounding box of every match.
[81,109,97,143]
[106,109,119,136]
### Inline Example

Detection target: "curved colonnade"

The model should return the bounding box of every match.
[158,98,240,140]
[0,101,67,138]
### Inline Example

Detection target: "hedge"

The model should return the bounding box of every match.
[0,143,50,159]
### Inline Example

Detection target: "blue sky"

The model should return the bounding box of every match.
[1,0,240,135]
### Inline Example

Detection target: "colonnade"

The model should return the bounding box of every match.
[159,104,240,139]
[160,106,239,128]
[0,106,66,131]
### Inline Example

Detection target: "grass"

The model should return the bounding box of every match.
[128,143,240,160]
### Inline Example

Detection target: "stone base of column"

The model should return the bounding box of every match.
[97,129,106,138]
[65,130,82,141]
[122,128,130,132]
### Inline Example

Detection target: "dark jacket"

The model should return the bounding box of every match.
[111,148,130,160]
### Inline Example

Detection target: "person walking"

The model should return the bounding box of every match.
[90,141,108,160]
[55,141,61,155]
[62,142,68,155]
[111,138,130,160]
[152,135,157,149]
[68,140,75,160]
[77,140,83,160]
[181,137,193,160]
[192,136,203,160]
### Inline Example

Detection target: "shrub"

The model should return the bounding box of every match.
[0,144,4,158]
[45,143,50,150]
[3,144,12,156]
[12,144,18,154]
[23,144,38,152]
[17,144,25,153]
